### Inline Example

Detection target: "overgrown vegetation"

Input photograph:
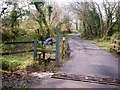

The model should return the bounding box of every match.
[112,32,120,40]
[1,52,62,73]
[0,0,71,78]
[70,1,120,40]
[0,0,67,42]
[1,53,34,72]
[68,1,120,54]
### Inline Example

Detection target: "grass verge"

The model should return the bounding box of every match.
[85,39,112,52]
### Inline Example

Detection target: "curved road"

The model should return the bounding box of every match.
[30,35,119,88]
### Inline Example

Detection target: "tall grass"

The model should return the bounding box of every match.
[1,53,35,72]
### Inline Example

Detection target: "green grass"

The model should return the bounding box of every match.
[1,53,36,72]
[86,39,112,51]
[1,52,54,73]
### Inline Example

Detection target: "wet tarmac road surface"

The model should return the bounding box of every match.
[60,36,119,79]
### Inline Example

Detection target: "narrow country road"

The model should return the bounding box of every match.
[30,34,119,88]
[60,35,119,79]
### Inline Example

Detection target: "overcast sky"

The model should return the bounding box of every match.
[0,0,119,16]
[49,0,119,5]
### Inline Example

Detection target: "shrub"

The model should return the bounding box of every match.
[1,54,35,72]
[112,32,120,40]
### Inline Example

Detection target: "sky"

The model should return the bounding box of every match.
[0,0,119,16]
[50,0,119,5]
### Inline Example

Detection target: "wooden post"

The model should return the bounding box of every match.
[34,40,37,60]
[62,37,65,60]
[56,36,60,66]
[43,52,46,71]
[38,52,42,64]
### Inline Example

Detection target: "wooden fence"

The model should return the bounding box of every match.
[1,36,67,66]
[1,41,34,55]
[111,38,120,52]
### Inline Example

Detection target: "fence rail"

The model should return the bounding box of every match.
[1,41,56,44]
[1,41,34,44]
[1,41,34,55]
[1,49,56,55]
[1,49,34,55]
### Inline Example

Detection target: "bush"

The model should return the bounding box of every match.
[2,28,14,41]
[2,27,27,42]
[26,31,39,41]
[1,54,35,72]
[112,32,120,40]
[2,59,9,71]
